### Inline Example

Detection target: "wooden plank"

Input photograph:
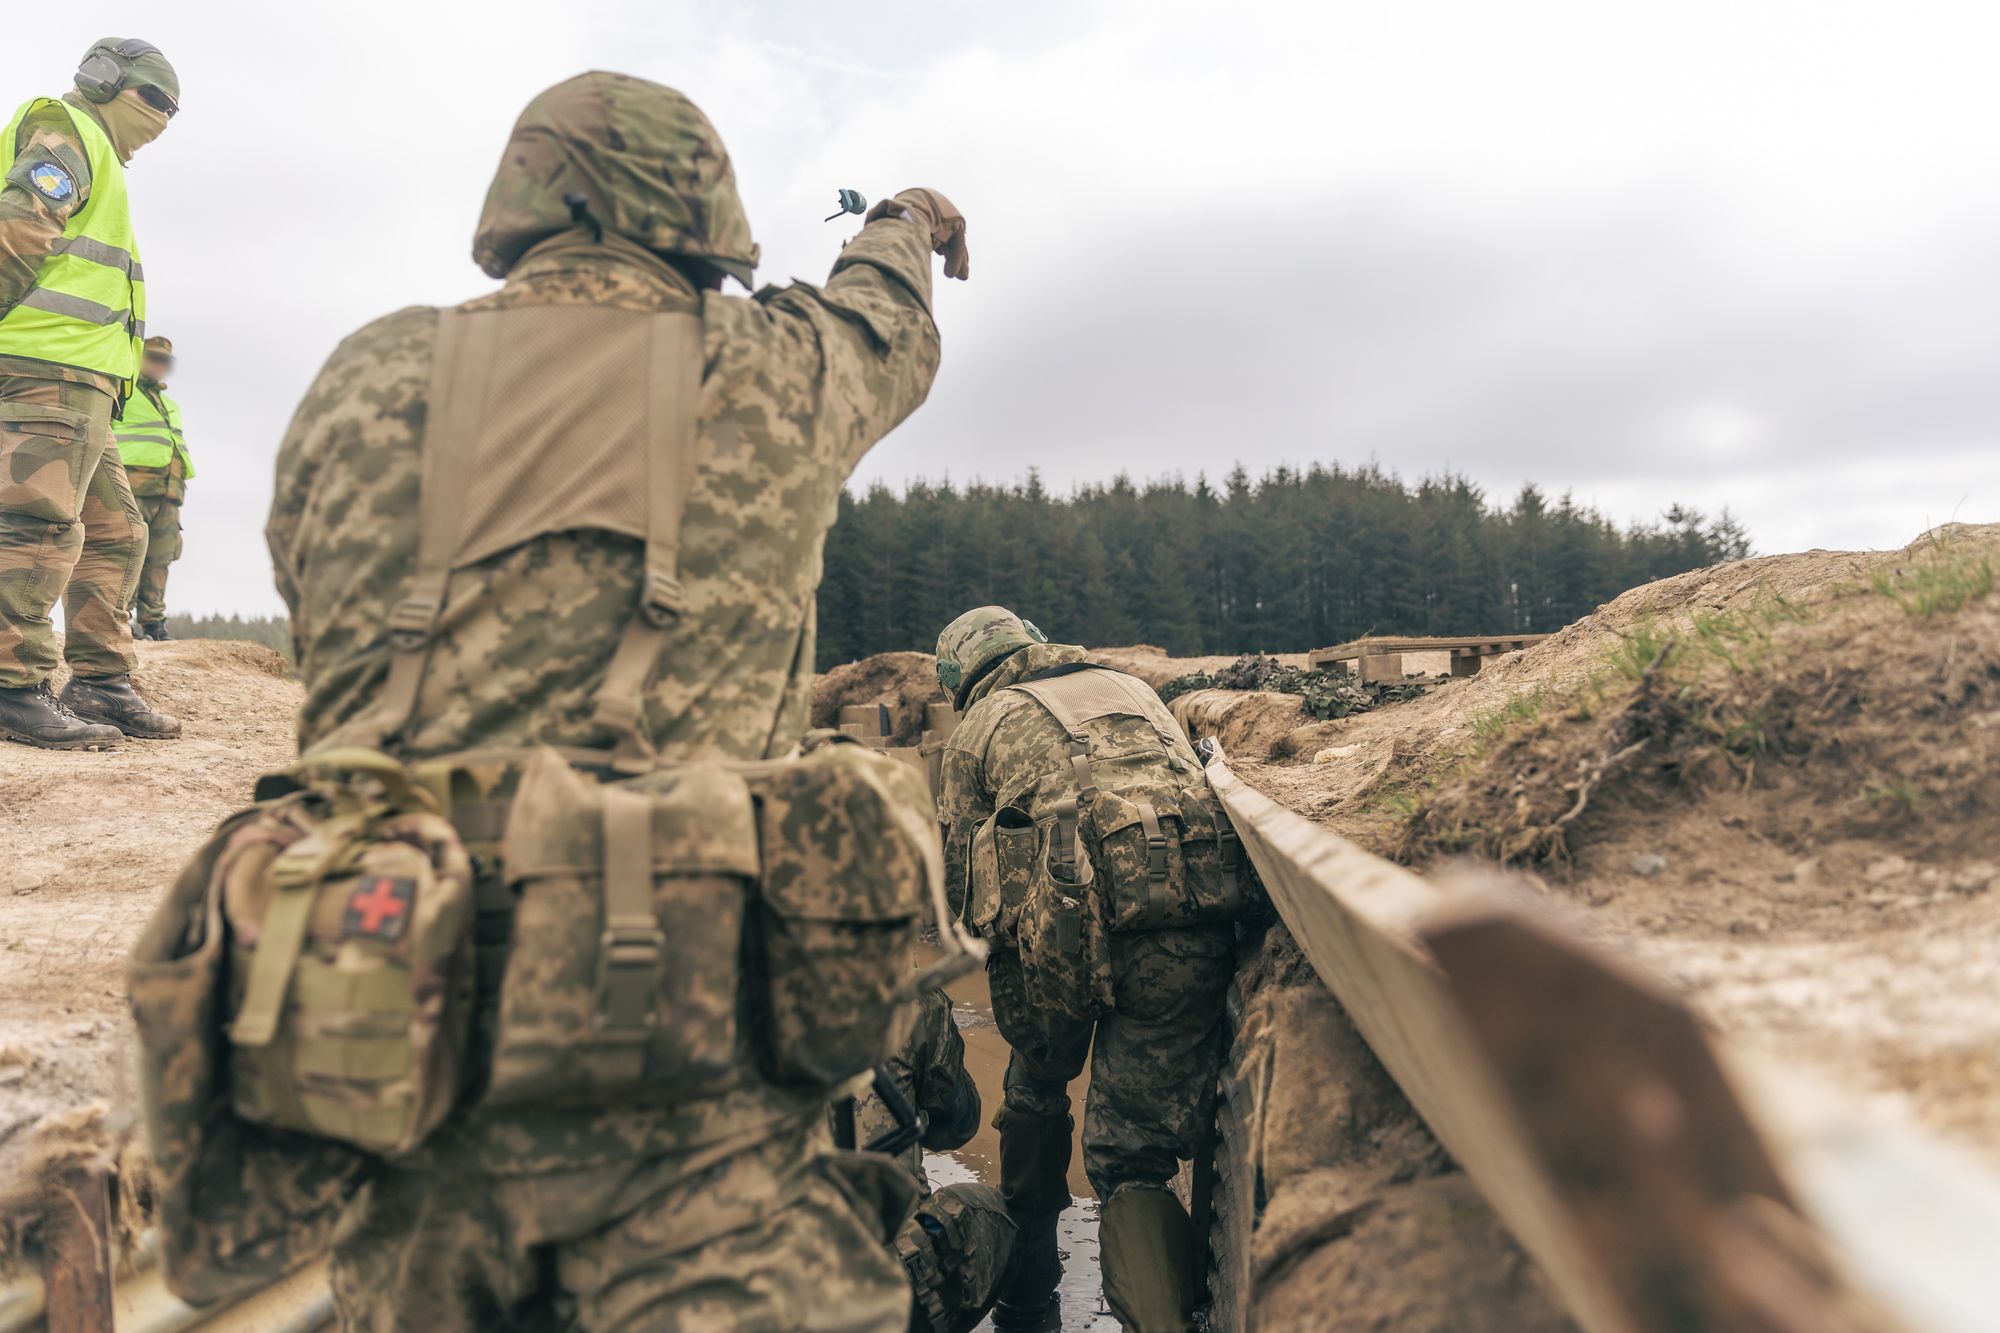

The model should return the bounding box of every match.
[1309,633,1551,670]
[1204,755,1902,1333]
[41,1164,113,1333]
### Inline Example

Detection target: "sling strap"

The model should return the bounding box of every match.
[361,306,703,770]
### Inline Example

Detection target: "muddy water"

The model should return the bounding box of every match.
[929,960,1119,1332]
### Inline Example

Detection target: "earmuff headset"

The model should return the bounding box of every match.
[74,39,162,103]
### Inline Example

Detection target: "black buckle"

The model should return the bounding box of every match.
[643,571,685,627]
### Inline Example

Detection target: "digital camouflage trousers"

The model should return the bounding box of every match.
[989,924,1234,1200]
[329,1120,915,1332]
[0,375,143,687]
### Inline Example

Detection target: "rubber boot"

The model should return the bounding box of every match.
[59,673,181,739]
[1099,1185,1197,1333]
[0,682,123,750]
[991,1106,1073,1331]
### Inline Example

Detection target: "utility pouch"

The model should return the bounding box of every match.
[129,812,369,1306]
[967,805,1038,944]
[743,741,938,1087]
[1091,781,1250,932]
[1015,807,1114,1021]
[485,748,759,1107]
[220,749,475,1157]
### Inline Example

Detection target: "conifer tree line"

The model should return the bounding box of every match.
[815,464,1750,669]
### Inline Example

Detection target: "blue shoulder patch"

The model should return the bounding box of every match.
[26,161,74,203]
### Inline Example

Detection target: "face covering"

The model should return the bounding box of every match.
[94,90,169,163]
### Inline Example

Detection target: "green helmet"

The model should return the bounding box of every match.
[936,606,1047,706]
[472,72,759,286]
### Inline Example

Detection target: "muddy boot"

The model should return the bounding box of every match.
[59,673,181,739]
[0,682,123,750]
[992,1106,1073,1331]
[1099,1185,1197,1333]
[140,621,169,641]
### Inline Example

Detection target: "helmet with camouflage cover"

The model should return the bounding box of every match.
[936,606,1047,708]
[472,72,760,286]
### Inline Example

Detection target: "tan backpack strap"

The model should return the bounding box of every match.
[595,784,663,1079]
[1135,800,1173,928]
[591,312,702,770]
[369,311,494,746]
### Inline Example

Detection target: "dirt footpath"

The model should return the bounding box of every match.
[0,641,300,1207]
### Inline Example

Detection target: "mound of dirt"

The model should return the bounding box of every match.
[810,651,945,745]
[0,640,302,1220]
[1218,525,2000,1167]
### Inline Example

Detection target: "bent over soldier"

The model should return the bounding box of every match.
[936,608,1251,1333]
[246,73,971,1330]
[0,38,181,747]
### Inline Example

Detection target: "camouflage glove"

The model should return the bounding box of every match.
[867,188,969,281]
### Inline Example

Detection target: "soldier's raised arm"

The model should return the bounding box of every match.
[733,188,970,479]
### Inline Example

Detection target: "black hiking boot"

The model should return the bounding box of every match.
[139,621,169,641]
[59,674,181,739]
[0,682,124,750]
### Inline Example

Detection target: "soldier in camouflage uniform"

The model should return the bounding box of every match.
[0,39,182,747]
[841,986,1015,1333]
[265,72,969,1330]
[115,334,193,639]
[936,608,1236,1333]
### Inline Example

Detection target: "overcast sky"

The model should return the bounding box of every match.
[8,0,1997,618]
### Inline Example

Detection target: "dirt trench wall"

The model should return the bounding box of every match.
[1194,923,1573,1331]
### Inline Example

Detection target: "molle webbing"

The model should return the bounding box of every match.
[365,305,703,768]
[1010,666,1182,894]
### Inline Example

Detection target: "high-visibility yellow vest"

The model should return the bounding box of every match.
[115,383,191,477]
[0,97,145,385]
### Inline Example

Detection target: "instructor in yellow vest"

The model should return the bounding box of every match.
[116,334,191,640]
[0,38,181,749]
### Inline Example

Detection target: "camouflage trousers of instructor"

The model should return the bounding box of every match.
[329,1115,916,1332]
[0,374,144,686]
[989,925,1234,1331]
[129,492,180,626]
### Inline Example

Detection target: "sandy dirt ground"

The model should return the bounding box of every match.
[1198,527,2000,1171]
[0,641,300,1209]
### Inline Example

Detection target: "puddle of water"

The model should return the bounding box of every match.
[928,955,1118,1332]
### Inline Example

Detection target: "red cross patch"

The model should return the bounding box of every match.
[343,875,415,941]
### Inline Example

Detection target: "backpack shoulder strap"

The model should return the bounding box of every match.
[589,310,701,770]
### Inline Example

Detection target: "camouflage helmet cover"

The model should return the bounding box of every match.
[936,606,1047,706]
[77,37,179,105]
[472,71,759,285]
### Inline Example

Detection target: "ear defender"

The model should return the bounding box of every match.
[74,39,161,103]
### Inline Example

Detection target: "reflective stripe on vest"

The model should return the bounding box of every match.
[115,385,193,476]
[0,98,145,383]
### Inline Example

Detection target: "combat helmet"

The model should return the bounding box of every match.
[936,606,1048,708]
[472,72,759,287]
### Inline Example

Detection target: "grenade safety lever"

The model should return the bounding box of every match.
[824,188,867,222]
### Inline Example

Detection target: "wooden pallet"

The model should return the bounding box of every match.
[1308,633,1552,680]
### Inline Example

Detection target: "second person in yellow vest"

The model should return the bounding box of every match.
[0,37,181,748]
[115,334,191,639]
